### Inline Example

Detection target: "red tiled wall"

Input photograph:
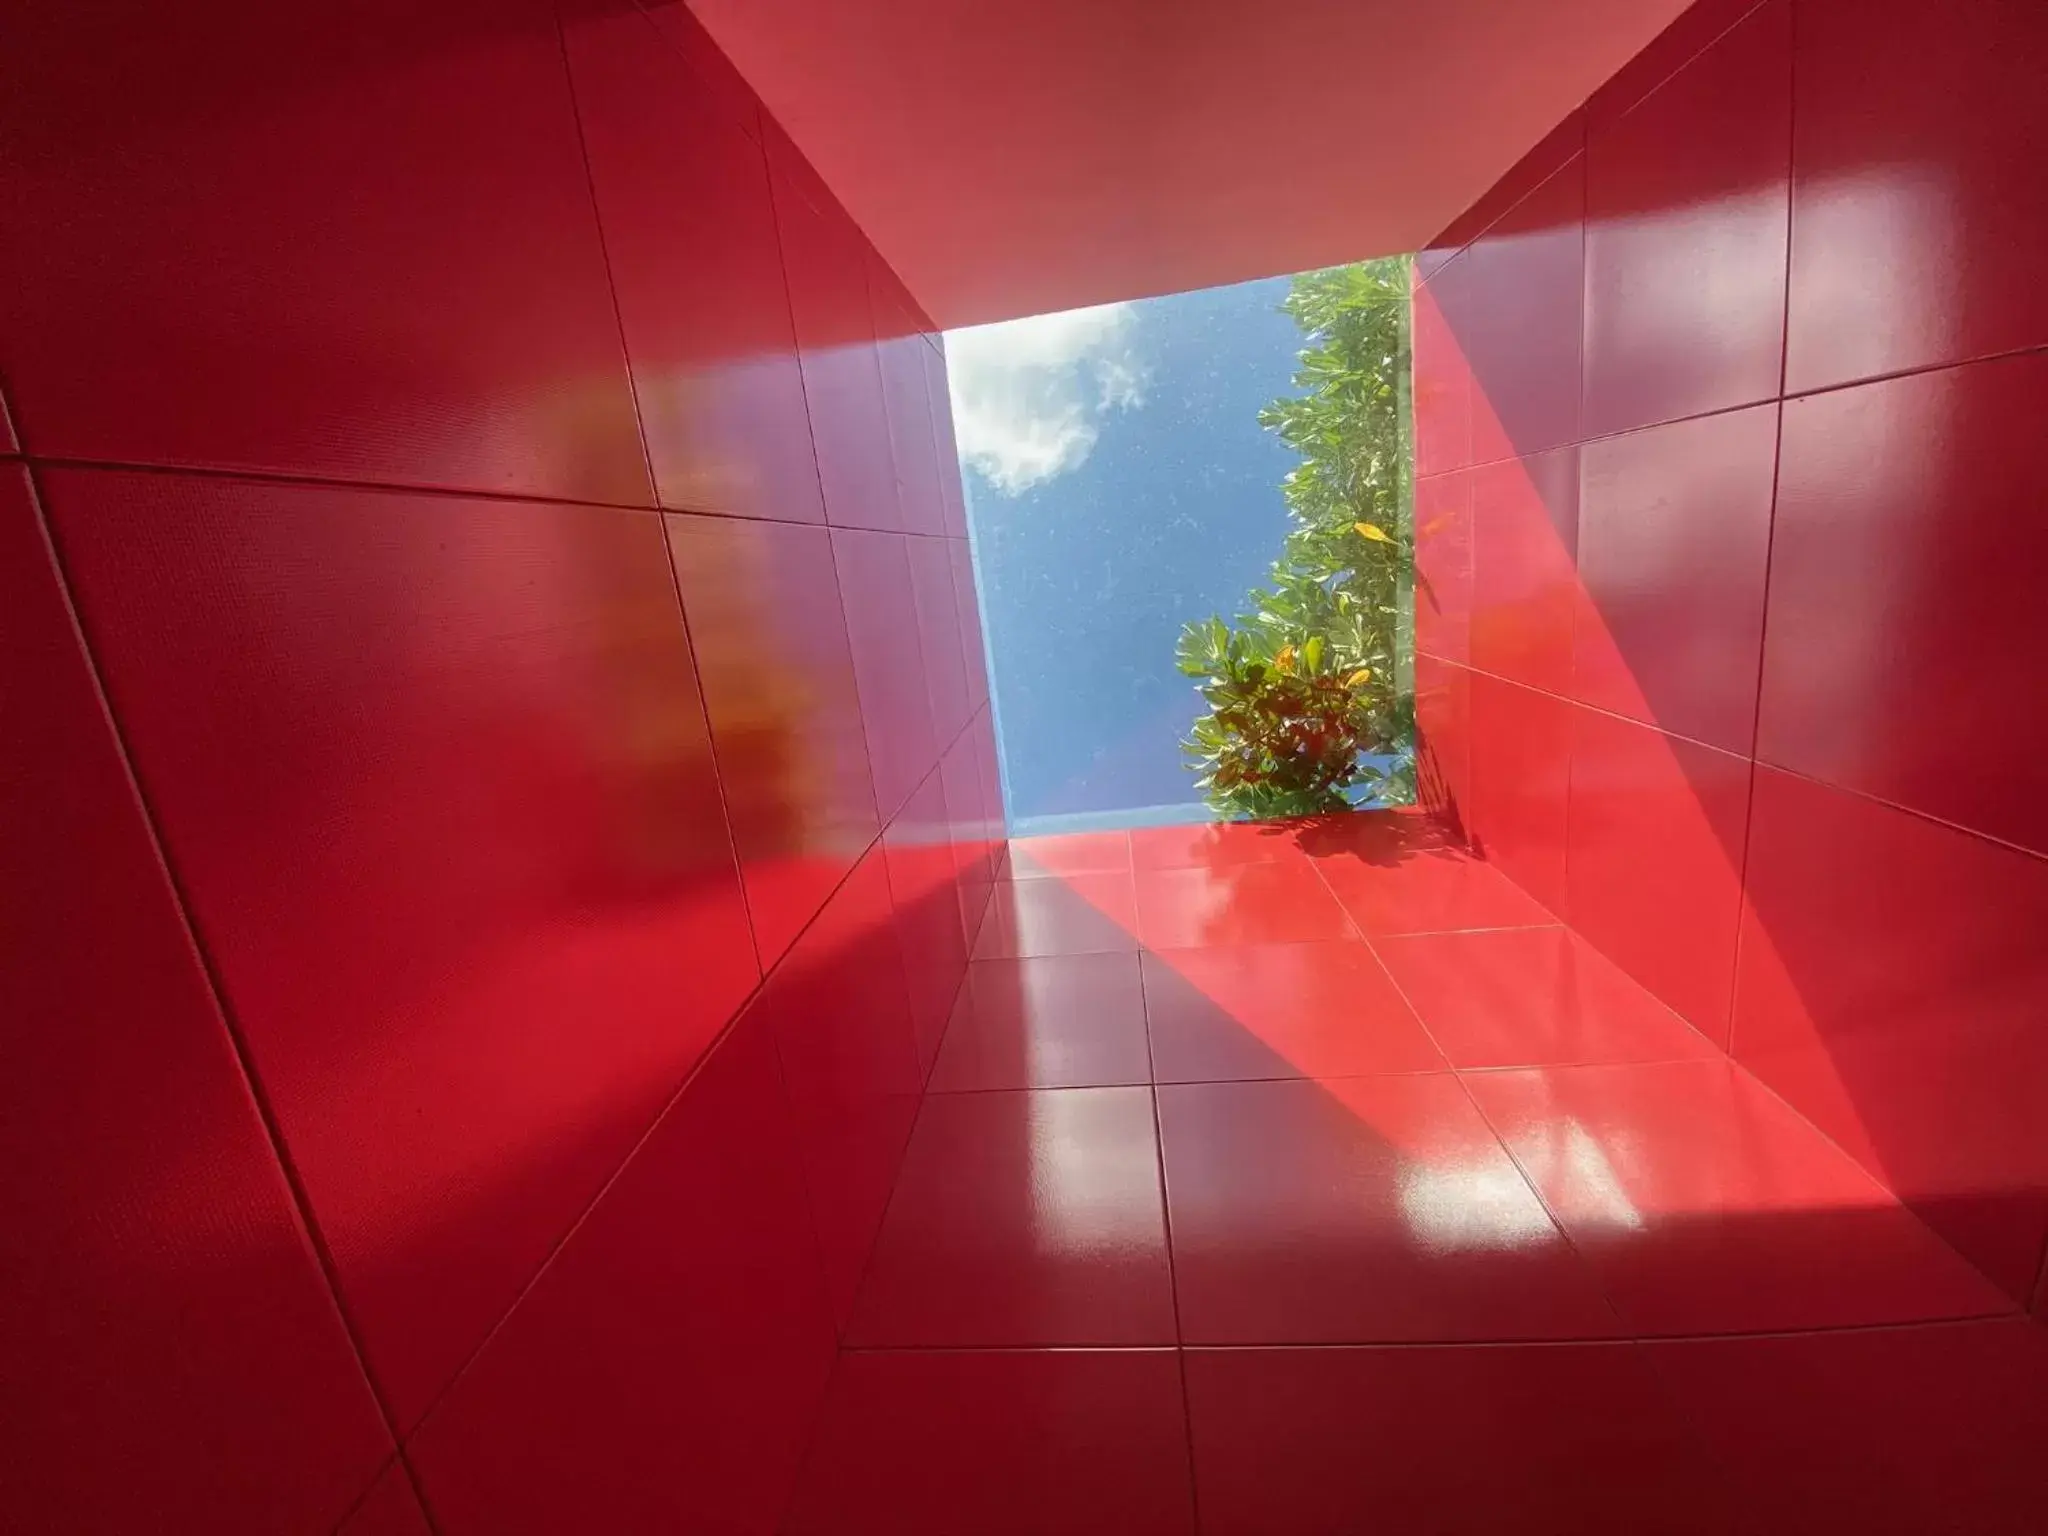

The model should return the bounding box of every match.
[0,1,995,1529]
[1413,0,2048,1314]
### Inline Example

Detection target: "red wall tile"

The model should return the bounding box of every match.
[1733,768,2048,1301]
[337,1462,433,1536]
[941,728,997,930]
[566,5,823,524]
[772,156,903,532]
[1460,155,1586,465]
[0,465,392,1531]
[1467,672,1573,913]
[1419,110,1588,275]
[1573,404,1776,753]
[1759,351,2048,855]
[634,0,764,140]
[906,533,972,744]
[834,527,939,822]
[44,469,758,1430]
[1566,709,1751,1045]
[1414,654,1473,832]
[0,0,648,503]
[666,512,878,968]
[1585,0,1772,127]
[970,705,1007,842]
[1786,0,2048,393]
[1469,447,1579,693]
[1582,0,1791,436]
[408,1017,837,1533]
[1410,278,1472,476]
[872,270,950,538]
[886,770,972,1072]
[753,848,923,1328]
[950,537,993,711]
[926,343,972,539]
[4,4,984,1522]
[1414,471,1473,664]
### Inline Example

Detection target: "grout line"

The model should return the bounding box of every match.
[813,737,996,1344]
[625,0,763,146]
[1720,0,1799,1067]
[1722,401,1789,1059]
[831,1309,2020,1354]
[555,6,764,978]
[1447,1061,1641,1340]
[1299,850,1367,945]
[322,1451,421,1536]
[1343,930,1457,1075]
[554,7,660,515]
[1410,339,2048,484]
[1777,0,1798,402]
[908,1058,1807,1098]
[17,451,975,541]
[651,499,764,974]
[762,101,863,545]
[1134,953,1203,1534]
[1421,649,2048,869]
[1418,0,1773,282]
[22,463,433,1528]
[1424,655,1750,759]
[783,164,981,876]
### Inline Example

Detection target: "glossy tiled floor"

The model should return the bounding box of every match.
[784,816,2048,1534]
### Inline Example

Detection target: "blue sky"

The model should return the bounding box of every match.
[947,275,1304,835]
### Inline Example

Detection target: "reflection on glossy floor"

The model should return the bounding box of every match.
[784,814,2048,1535]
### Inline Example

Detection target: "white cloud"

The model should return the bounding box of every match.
[944,302,1146,495]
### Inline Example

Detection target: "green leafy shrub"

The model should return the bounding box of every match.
[1177,258,1416,818]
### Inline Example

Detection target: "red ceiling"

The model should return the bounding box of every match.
[688,0,1693,327]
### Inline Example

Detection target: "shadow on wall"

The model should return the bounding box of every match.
[404,833,999,1534]
[1410,0,2048,1312]
[7,456,1000,1532]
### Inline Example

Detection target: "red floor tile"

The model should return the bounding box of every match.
[1650,1320,2048,1535]
[1141,943,1446,1083]
[785,1350,1195,1535]
[1465,1061,2012,1335]
[972,874,1139,959]
[1308,846,1557,936]
[1157,1076,1618,1343]
[1128,820,1306,870]
[1002,831,1132,879]
[1133,863,1356,950]
[1374,927,1720,1069]
[1186,1343,1734,1535]
[929,954,1151,1091]
[846,1087,1176,1346]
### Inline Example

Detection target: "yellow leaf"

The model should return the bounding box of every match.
[1354,522,1391,543]
[1274,645,1296,673]
[1344,668,1373,687]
